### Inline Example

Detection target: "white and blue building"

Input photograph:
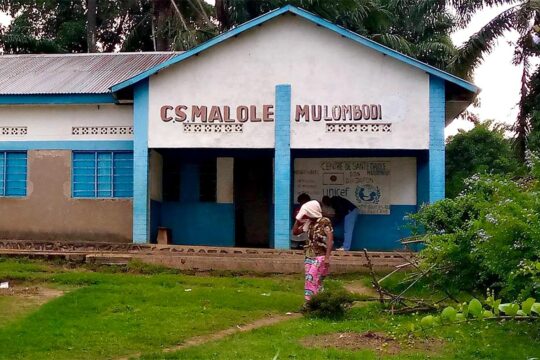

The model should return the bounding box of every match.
[0,6,478,250]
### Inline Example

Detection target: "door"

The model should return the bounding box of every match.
[234,158,272,248]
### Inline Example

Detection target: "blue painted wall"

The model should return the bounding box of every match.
[349,205,416,250]
[429,75,446,202]
[0,94,116,105]
[180,163,200,202]
[155,159,235,246]
[133,79,150,244]
[292,204,415,251]
[0,141,133,151]
[160,202,235,246]
[274,84,292,249]
[291,149,426,250]
[417,151,430,206]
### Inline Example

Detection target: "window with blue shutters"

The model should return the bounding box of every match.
[72,151,133,198]
[0,151,27,197]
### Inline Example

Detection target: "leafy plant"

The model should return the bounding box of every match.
[409,157,540,300]
[302,289,357,319]
[445,121,522,198]
[418,292,539,330]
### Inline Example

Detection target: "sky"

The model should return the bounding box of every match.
[0,5,534,137]
[448,4,528,136]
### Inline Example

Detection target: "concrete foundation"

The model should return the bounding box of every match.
[0,240,410,274]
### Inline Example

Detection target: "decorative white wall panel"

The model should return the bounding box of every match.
[0,126,27,136]
[0,105,133,141]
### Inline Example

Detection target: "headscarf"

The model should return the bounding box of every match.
[296,200,322,232]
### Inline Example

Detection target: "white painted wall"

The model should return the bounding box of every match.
[148,15,429,149]
[216,157,234,203]
[294,157,417,208]
[150,150,163,201]
[0,105,133,141]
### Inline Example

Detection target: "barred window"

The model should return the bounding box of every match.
[0,151,27,197]
[72,151,133,198]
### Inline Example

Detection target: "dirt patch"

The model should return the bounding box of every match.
[343,281,377,297]
[0,285,65,326]
[300,331,444,356]
[0,285,64,304]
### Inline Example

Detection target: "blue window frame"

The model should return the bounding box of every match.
[72,151,133,198]
[0,151,27,197]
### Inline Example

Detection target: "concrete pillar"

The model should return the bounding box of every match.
[133,79,150,243]
[273,84,292,249]
[428,75,446,202]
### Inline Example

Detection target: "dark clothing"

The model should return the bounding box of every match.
[330,196,357,224]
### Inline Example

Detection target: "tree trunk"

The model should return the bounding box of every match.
[514,59,531,162]
[215,0,230,31]
[86,0,97,52]
[153,0,170,51]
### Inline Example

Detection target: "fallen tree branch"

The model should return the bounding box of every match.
[363,248,385,304]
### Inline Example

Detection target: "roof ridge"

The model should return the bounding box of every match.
[0,52,182,58]
[110,5,479,94]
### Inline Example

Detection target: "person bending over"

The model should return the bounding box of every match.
[292,200,334,302]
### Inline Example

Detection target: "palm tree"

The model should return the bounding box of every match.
[215,0,460,71]
[140,0,217,51]
[118,0,217,51]
[450,0,540,161]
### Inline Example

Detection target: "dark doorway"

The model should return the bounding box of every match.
[234,158,273,248]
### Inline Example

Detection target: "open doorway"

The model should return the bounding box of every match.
[234,158,273,248]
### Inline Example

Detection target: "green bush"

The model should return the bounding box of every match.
[410,157,540,300]
[445,121,522,198]
[303,289,356,319]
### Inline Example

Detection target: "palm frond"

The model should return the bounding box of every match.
[449,5,518,79]
[371,33,414,54]
[449,0,519,27]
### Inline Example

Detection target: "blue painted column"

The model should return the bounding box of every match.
[428,75,446,202]
[274,84,292,249]
[133,79,150,243]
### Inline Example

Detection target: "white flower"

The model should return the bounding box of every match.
[485,214,497,224]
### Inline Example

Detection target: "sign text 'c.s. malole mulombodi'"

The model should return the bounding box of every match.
[159,104,384,124]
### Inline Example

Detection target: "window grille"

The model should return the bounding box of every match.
[0,151,27,197]
[72,151,133,198]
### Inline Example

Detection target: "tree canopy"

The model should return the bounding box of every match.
[1,0,539,160]
[445,121,521,198]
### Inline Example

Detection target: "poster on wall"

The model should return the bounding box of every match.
[294,158,391,215]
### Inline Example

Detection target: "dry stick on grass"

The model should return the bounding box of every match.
[378,263,412,284]
[362,248,385,304]
[395,250,456,305]
[362,249,437,314]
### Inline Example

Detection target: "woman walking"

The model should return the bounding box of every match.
[292,200,334,302]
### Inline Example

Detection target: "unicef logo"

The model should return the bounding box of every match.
[355,185,381,204]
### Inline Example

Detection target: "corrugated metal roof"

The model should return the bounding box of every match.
[0,52,179,95]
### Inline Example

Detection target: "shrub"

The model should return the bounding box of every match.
[445,121,522,198]
[409,160,540,300]
[303,289,356,319]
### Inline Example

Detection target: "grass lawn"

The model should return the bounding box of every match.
[0,257,539,360]
[0,258,303,360]
[147,305,540,360]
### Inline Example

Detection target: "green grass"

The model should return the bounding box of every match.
[0,258,539,360]
[140,305,540,360]
[0,258,304,360]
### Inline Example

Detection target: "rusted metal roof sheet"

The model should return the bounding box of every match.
[0,52,179,95]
